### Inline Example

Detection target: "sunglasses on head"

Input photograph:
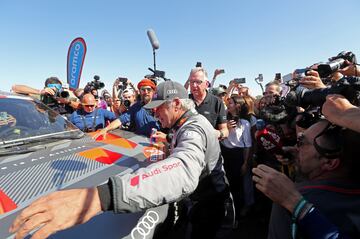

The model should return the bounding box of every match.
[297,122,343,159]
[313,122,343,159]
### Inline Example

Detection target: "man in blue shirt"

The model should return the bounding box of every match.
[93,78,160,138]
[70,93,117,132]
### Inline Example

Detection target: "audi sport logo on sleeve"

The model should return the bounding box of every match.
[131,210,159,239]
[129,161,182,187]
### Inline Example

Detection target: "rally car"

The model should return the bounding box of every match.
[0,91,167,239]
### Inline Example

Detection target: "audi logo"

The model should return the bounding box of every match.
[131,210,160,239]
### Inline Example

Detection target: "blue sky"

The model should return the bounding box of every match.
[1,0,360,96]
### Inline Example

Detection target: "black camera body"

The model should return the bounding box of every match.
[123,99,131,108]
[292,51,357,84]
[145,68,168,85]
[317,51,357,78]
[54,88,69,98]
[285,76,360,109]
[115,77,128,92]
[84,75,105,93]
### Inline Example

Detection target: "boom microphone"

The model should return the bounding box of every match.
[147,29,160,50]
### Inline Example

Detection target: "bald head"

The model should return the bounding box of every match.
[82,93,96,104]
[82,93,96,113]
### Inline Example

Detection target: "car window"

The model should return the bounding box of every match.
[0,96,79,141]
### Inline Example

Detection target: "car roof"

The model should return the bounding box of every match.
[0,91,35,101]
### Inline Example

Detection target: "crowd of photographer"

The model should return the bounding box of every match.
[8,50,360,239]
[209,51,360,239]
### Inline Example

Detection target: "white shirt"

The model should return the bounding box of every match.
[222,118,252,149]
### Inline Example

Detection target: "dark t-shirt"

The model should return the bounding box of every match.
[268,179,360,239]
[190,92,227,129]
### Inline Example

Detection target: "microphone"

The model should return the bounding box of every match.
[147,29,160,50]
[255,119,283,155]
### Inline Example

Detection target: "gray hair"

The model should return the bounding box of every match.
[265,81,282,93]
[189,67,209,82]
[179,98,195,111]
[164,98,195,111]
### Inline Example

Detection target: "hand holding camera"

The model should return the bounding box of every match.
[299,70,326,89]
[40,87,57,96]
[337,61,360,77]
[213,69,225,79]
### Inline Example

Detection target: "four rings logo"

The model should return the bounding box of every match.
[166,89,177,95]
[131,210,159,239]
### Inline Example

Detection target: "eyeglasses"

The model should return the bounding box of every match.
[140,87,153,92]
[189,80,204,86]
[83,104,95,108]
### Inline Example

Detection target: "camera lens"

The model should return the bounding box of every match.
[123,100,131,108]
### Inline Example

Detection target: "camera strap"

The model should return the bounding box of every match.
[91,108,99,132]
[80,108,99,132]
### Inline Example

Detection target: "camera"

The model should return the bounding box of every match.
[292,51,357,84]
[84,75,105,93]
[259,94,290,124]
[115,77,129,92]
[118,77,128,84]
[145,67,168,85]
[196,62,202,68]
[317,51,357,78]
[123,99,131,108]
[275,73,282,81]
[233,78,246,84]
[54,88,69,98]
[46,83,70,99]
[285,76,360,109]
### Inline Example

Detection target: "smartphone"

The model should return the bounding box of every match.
[219,69,225,74]
[258,74,263,82]
[233,78,246,84]
[275,73,281,80]
[117,77,128,83]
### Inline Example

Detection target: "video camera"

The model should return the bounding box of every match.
[144,67,169,85]
[114,77,129,92]
[84,75,105,93]
[292,51,357,82]
[47,83,69,99]
[285,76,360,109]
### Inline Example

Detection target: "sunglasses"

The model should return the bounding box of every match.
[297,122,342,159]
[83,104,95,107]
[47,83,62,91]
[313,122,342,159]
[140,87,153,92]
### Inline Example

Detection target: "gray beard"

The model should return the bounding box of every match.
[142,96,151,104]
